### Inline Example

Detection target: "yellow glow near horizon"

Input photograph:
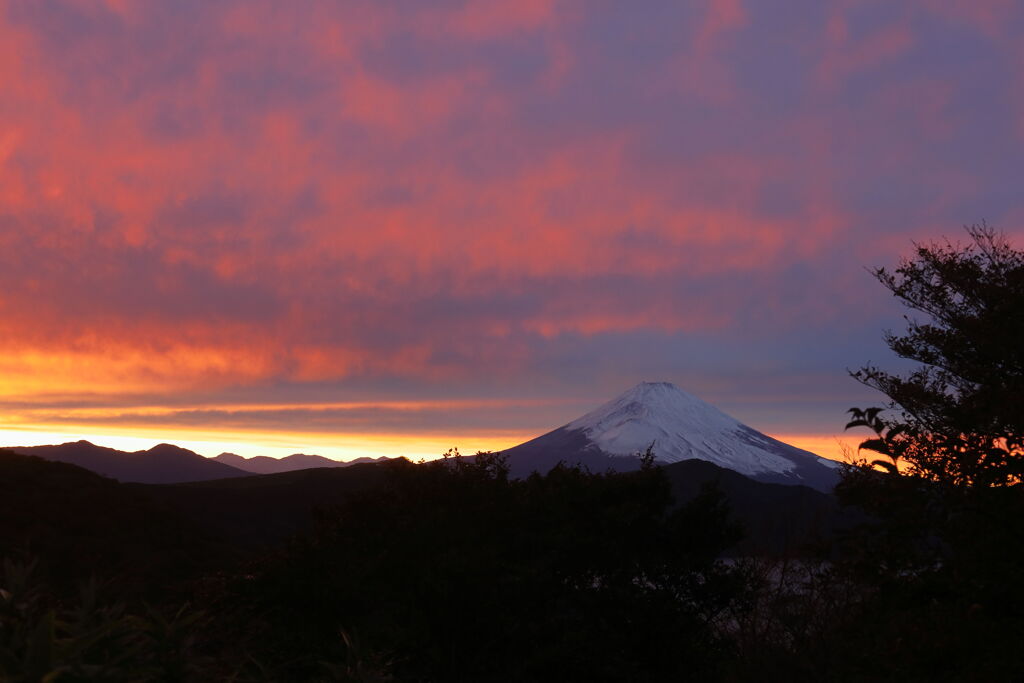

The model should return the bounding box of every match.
[0,425,534,462]
[0,422,861,466]
[769,433,862,464]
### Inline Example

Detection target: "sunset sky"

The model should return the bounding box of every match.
[0,0,1021,462]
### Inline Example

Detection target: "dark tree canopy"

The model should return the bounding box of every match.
[214,453,750,682]
[848,224,1024,487]
[836,226,1024,681]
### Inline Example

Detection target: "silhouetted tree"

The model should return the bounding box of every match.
[847,223,1024,485]
[836,225,1024,680]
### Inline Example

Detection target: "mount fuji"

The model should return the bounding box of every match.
[501,382,842,491]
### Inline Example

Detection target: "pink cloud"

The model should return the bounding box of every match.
[0,0,1017,442]
[816,12,914,89]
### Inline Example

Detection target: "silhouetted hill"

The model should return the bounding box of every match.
[4,437,848,564]
[661,459,856,555]
[132,461,395,547]
[137,456,850,555]
[212,451,391,474]
[0,449,231,599]
[11,440,253,483]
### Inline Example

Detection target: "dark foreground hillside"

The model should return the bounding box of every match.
[204,454,749,681]
[0,449,230,600]
[660,459,857,555]
[1,449,777,680]
[2,450,752,680]
[131,462,392,547]
[4,447,1022,681]
[131,456,845,554]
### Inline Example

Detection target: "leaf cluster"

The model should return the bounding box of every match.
[0,559,210,681]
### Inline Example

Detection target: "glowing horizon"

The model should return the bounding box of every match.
[0,423,860,466]
[0,426,530,462]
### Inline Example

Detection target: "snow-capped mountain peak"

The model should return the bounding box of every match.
[569,382,745,448]
[567,381,800,475]
[503,381,840,491]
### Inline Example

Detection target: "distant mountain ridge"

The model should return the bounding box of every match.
[10,440,390,484]
[10,383,839,489]
[212,452,390,475]
[11,441,252,484]
[501,382,842,491]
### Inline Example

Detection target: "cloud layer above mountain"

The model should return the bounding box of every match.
[0,0,1021,450]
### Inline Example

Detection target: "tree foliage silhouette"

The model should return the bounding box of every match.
[846,224,1024,485]
[226,453,750,682]
[837,225,1024,681]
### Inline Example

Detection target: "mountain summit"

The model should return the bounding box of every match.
[10,440,251,484]
[212,452,390,474]
[502,382,841,491]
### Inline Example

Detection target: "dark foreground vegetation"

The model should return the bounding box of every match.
[1,449,815,681]
[2,226,1022,681]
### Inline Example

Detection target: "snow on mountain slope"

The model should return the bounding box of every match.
[502,382,841,491]
[568,381,833,476]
